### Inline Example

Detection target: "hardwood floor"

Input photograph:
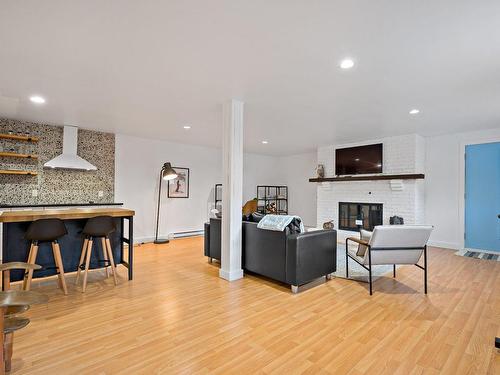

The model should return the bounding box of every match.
[12,238,500,374]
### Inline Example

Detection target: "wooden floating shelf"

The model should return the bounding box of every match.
[309,174,425,182]
[0,133,39,142]
[0,152,38,159]
[0,169,38,176]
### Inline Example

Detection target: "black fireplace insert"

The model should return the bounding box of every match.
[338,202,383,232]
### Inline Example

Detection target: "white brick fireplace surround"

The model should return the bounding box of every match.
[316,134,425,242]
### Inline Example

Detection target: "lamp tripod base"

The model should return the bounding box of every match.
[154,238,170,244]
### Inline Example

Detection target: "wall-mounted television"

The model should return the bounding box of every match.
[335,143,383,176]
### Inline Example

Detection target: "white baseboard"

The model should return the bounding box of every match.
[133,231,203,244]
[219,268,244,281]
[427,240,462,250]
[133,236,155,244]
[170,230,204,239]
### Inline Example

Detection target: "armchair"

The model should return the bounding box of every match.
[346,225,433,295]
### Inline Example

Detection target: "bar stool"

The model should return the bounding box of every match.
[76,216,118,292]
[0,262,47,372]
[23,218,68,295]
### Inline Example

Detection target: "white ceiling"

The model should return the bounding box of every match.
[1,1,500,155]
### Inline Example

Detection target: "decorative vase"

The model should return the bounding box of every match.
[323,220,334,230]
[316,164,325,178]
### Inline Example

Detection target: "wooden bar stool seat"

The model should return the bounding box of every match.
[22,219,68,295]
[76,216,118,292]
[4,306,29,318]
[4,317,30,334]
[0,290,49,306]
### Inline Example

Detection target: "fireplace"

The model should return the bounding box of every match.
[338,202,383,232]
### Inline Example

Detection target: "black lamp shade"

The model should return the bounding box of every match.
[161,163,178,180]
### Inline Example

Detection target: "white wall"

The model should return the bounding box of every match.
[115,134,284,242]
[424,127,500,249]
[278,152,317,226]
[243,153,284,201]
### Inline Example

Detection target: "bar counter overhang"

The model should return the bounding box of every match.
[0,207,135,283]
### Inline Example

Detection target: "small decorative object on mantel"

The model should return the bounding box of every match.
[316,164,325,178]
[323,220,334,230]
[168,167,190,198]
[390,216,404,225]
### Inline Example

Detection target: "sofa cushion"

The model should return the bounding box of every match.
[250,212,265,222]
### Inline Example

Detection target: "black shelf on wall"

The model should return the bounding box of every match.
[257,185,288,215]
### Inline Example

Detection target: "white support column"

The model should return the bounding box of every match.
[220,99,244,281]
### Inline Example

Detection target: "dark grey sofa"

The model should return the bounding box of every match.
[204,218,337,292]
[204,219,221,261]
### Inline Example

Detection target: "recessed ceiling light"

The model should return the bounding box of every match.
[30,95,45,104]
[409,109,420,115]
[261,140,268,144]
[340,58,355,69]
[354,158,360,162]
[183,125,191,129]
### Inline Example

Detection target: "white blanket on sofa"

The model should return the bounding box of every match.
[257,215,305,233]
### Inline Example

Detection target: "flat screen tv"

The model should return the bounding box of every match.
[335,143,383,176]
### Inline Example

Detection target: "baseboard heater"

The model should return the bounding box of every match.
[169,230,204,239]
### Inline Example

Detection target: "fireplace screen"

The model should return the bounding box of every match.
[338,202,383,232]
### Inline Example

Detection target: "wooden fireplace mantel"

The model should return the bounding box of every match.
[309,173,425,183]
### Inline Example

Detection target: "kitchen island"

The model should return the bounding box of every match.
[0,207,134,283]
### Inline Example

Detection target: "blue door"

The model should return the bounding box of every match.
[465,142,500,252]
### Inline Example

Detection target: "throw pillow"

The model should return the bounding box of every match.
[288,217,302,234]
[356,229,372,257]
[251,212,265,223]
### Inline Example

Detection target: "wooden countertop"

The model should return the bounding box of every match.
[0,207,135,223]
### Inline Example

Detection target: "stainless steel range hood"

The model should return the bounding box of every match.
[44,126,97,170]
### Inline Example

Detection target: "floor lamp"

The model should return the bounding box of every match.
[154,162,178,244]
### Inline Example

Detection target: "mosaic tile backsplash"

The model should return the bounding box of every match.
[0,118,115,205]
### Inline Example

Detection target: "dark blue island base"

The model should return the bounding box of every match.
[0,208,134,284]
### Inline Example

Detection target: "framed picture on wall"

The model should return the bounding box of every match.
[168,167,190,198]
